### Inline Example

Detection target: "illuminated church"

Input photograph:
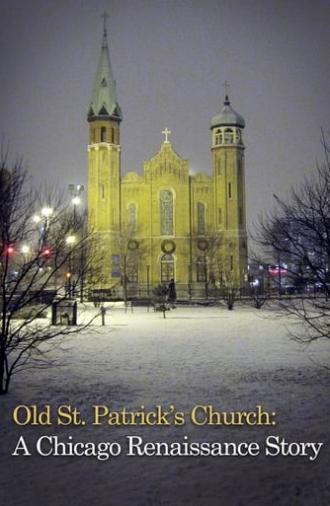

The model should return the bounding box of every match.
[87,24,248,298]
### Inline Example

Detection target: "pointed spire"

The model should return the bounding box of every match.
[88,14,122,121]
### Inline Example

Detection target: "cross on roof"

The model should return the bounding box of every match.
[223,80,230,97]
[162,127,171,143]
[102,11,109,37]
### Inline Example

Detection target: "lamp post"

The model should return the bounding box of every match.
[277,251,282,297]
[68,185,85,300]
[66,235,76,298]
[204,254,208,299]
[33,207,53,247]
[146,265,150,297]
[188,263,192,300]
[41,207,53,237]
[1,245,16,311]
[21,244,31,265]
[68,184,84,227]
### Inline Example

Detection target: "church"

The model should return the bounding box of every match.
[87,24,248,299]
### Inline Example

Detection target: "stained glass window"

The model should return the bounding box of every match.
[160,190,173,235]
[197,202,206,235]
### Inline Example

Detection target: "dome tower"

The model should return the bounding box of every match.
[211,90,247,285]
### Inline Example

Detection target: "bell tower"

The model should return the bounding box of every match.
[211,89,248,285]
[87,15,122,286]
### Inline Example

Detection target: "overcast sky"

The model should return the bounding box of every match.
[0,0,329,229]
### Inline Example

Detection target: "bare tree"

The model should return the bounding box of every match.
[116,224,148,303]
[199,232,242,310]
[152,283,170,318]
[255,132,330,341]
[0,156,97,394]
[249,280,268,309]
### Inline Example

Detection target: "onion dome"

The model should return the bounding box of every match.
[211,95,245,129]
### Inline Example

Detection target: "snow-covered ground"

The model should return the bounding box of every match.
[1,305,330,506]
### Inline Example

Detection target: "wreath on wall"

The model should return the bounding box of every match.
[197,238,209,251]
[161,239,176,254]
[127,239,139,251]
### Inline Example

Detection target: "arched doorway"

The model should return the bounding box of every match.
[161,254,175,283]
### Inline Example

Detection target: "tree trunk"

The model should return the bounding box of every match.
[0,351,9,395]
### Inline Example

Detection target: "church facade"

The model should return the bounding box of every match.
[87,27,248,298]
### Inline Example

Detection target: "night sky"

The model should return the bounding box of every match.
[0,0,329,229]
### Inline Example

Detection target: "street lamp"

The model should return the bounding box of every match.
[21,245,30,255]
[21,245,31,263]
[41,207,53,218]
[66,235,76,246]
[72,196,81,206]
[68,185,84,227]
[32,215,41,224]
[33,207,53,246]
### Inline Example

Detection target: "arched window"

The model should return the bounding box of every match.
[160,189,173,235]
[101,126,107,142]
[197,202,206,235]
[127,203,137,228]
[161,254,174,283]
[196,256,207,282]
[215,129,222,145]
[224,128,234,144]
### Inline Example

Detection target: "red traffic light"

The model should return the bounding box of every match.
[6,245,15,255]
[41,246,53,257]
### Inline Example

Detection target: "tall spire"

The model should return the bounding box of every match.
[88,14,122,121]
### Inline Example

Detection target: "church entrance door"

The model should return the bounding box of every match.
[161,254,174,283]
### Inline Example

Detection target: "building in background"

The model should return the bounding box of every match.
[87,25,248,298]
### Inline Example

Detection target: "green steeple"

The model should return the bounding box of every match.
[88,19,122,121]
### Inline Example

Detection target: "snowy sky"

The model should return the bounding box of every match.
[0,0,329,230]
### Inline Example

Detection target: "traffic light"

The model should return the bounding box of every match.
[6,245,15,256]
[41,246,53,258]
